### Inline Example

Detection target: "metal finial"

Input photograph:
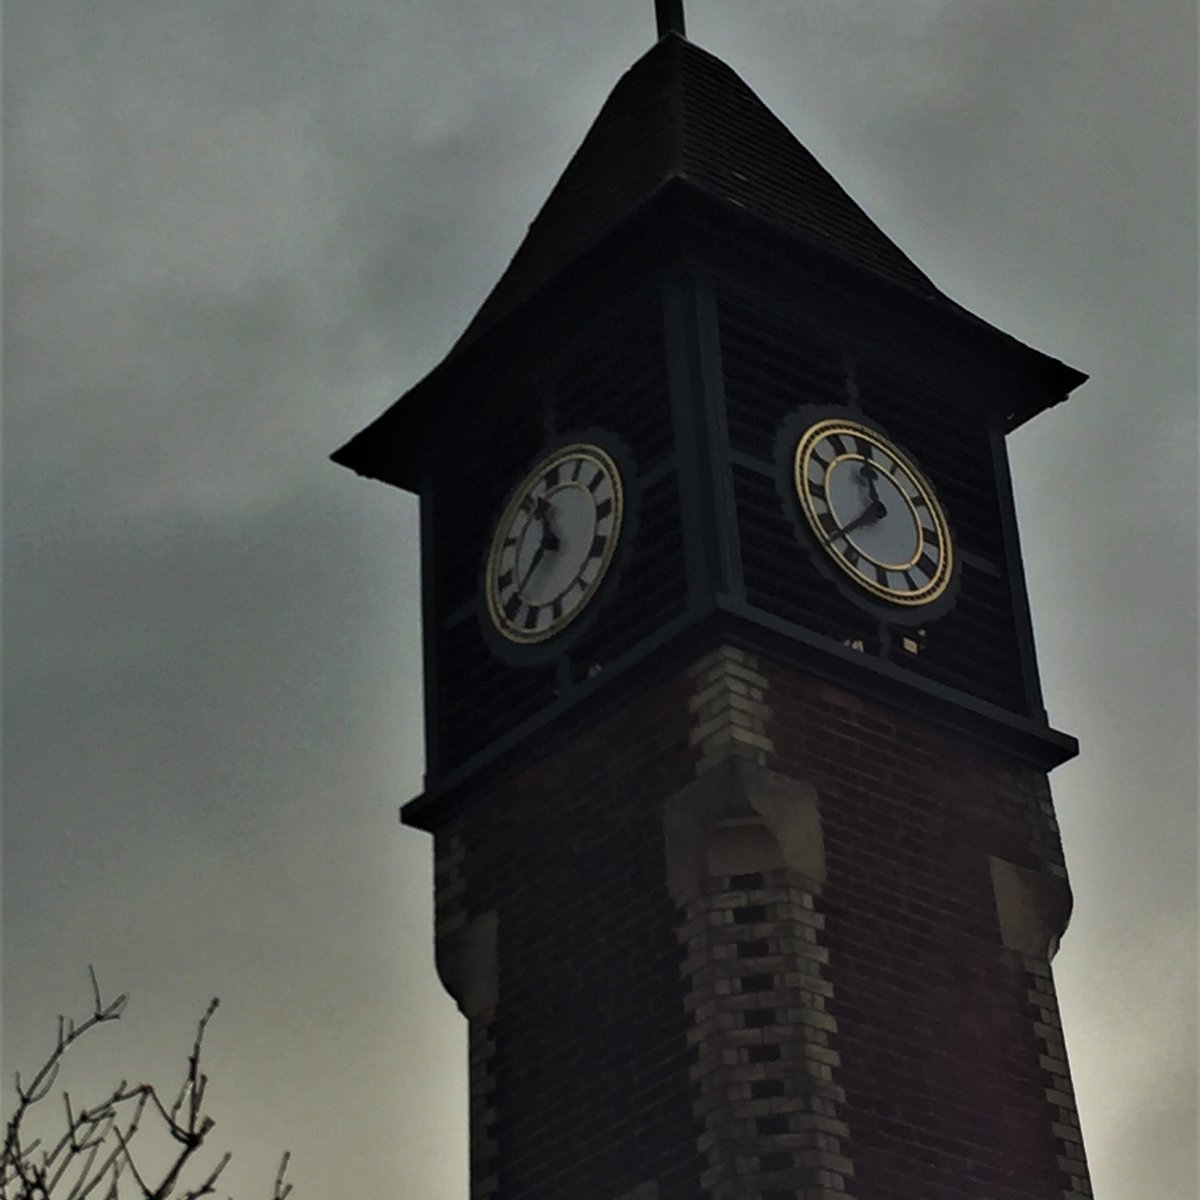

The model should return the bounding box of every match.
[655,0,686,39]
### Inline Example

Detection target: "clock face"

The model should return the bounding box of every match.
[485,443,624,644]
[793,418,953,606]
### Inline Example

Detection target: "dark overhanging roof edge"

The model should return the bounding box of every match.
[330,180,1087,487]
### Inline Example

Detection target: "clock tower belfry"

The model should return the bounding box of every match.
[335,11,1094,1200]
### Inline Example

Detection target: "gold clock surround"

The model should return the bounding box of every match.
[484,443,624,645]
[793,418,954,607]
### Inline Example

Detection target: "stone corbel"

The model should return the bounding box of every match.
[989,856,1073,960]
[435,909,498,1019]
[663,757,825,903]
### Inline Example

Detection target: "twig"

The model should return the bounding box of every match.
[4,980,285,1200]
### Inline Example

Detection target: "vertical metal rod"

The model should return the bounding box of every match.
[655,0,686,39]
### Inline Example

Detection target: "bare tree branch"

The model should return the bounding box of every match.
[2,976,289,1200]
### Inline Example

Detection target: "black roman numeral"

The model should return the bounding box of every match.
[503,595,522,620]
[498,569,513,588]
[544,465,560,488]
[588,470,604,492]
[571,458,584,481]
[523,606,540,630]
[595,498,612,519]
[916,553,936,578]
[551,598,563,620]
[590,534,607,557]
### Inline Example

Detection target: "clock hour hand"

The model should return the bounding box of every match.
[532,496,561,552]
[859,461,882,506]
[827,498,886,545]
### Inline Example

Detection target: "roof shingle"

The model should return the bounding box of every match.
[453,33,938,353]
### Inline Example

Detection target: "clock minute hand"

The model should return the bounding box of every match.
[518,541,547,593]
[827,498,886,545]
[519,498,564,592]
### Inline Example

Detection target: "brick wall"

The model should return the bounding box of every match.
[437,668,707,1199]
[766,667,1089,1199]
[428,644,1092,1200]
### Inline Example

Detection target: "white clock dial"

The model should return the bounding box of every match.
[485,444,624,644]
[794,418,953,606]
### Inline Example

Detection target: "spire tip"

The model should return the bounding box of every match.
[655,0,686,40]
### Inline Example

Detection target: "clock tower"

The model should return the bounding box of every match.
[335,11,1094,1200]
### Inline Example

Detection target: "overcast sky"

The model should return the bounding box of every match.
[3,2,1196,1197]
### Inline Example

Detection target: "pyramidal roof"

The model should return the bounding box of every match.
[333,31,1085,486]
[453,32,940,354]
